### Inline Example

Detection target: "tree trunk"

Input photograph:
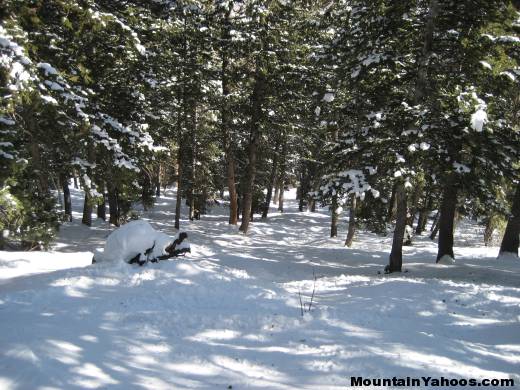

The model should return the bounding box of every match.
[155,164,161,197]
[436,175,458,262]
[308,168,320,212]
[416,193,432,235]
[82,191,92,227]
[226,158,238,224]
[175,146,183,230]
[430,217,440,240]
[239,61,266,233]
[107,184,119,226]
[54,175,63,209]
[298,186,305,212]
[406,181,424,230]
[61,174,72,222]
[416,209,428,235]
[499,183,520,256]
[330,195,338,238]
[277,139,286,213]
[273,186,279,205]
[298,163,309,212]
[221,6,238,225]
[97,191,106,221]
[278,183,285,213]
[237,187,242,221]
[187,100,197,221]
[430,211,439,231]
[387,182,398,223]
[388,183,407,272]
[345,194,357,247]
[262,145,279,219]
[483,216,494,247]
[411,0,439,237]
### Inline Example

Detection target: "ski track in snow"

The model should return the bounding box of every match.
[0,188,519,389]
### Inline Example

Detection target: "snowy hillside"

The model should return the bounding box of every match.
[0,188,519,389]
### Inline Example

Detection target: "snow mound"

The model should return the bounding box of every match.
[437,255,456,265]
[94,220,188,264]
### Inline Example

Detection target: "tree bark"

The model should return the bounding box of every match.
[387,182,398,224]
[499,183,520,256]
[273,186,279,205]
[330,195,338,238]
[483,216,494,246]
[298,165,309,212]
[308,166,320,212]
[436,175,458,262]
[82,191,92,226]
[61,174,72,222]
[407,181,424,230]
[298,186,305,212]
[388,183,407,272]
[155,164,161,197]
[262,144,279,219]
[345,194,357,247]
[278,183,285,213]
[175,146,183,230]
[430,215,440,240]
[187,102,197,221]
[107,183,119,226]
[277,139,286,213]
[97,191,106,221]
[416,193,432,235]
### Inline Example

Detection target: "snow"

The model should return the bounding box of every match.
[37,62,59,76]
[419,141,430,150]
[501,71,517,82]
[322,92,334,103]
[471,108,488,132]
[437,254,456,265]
[480,61,492,70]
[453,162,471,174]
[497,252,519,261]
[41,95,58,105]
[0,188,519,389]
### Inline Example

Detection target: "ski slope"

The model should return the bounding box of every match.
[0,188,519,389]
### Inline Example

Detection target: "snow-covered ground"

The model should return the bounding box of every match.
[0,188,519,389]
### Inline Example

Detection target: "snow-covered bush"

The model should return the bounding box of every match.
[93,220,190,265]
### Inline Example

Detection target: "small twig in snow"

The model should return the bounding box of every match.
[307,269,317,312]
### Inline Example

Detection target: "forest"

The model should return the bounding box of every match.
[1,0,519,263]
[1,1,520,389]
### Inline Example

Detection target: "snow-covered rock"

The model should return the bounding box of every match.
[93,220,189,264]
